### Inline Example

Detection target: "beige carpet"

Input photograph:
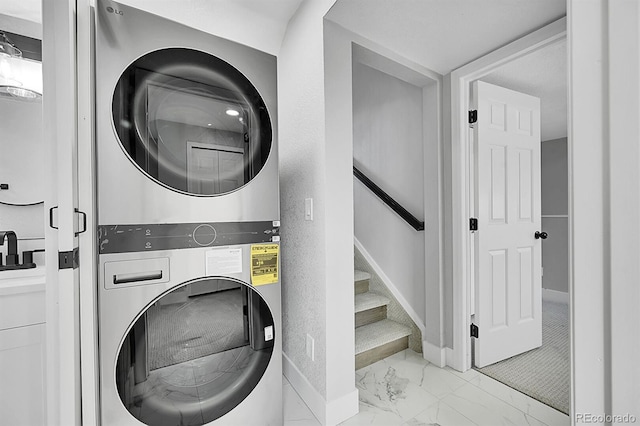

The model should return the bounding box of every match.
[475,300,570,414]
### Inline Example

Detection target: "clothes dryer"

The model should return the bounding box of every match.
[95,0,278,225]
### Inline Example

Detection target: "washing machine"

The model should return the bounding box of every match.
[94,1,281,425]
[97,235,282,426]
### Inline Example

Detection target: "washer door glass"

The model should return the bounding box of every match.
[115,278,274,425]
[112,48,272,196]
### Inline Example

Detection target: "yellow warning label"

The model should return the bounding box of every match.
[251,244,279,286]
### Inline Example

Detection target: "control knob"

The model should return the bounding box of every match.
[193,224,217,246]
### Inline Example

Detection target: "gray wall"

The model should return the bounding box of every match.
[0,97,46,259]
[278,2,357,412]
[352,61,426,325]
[541,137,569,293]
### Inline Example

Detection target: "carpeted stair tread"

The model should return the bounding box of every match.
[355,292,390,313]
[354,270,371,282]
[355,319,411,355]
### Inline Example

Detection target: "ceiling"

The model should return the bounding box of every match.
[326,0,566,75]
[0,0,40,23]
[326,0,567,140]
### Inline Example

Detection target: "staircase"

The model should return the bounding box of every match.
[354,270,412,370]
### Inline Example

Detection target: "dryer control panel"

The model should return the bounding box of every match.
[98,221,280,254]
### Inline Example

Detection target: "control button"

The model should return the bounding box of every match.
[193,224,217,246]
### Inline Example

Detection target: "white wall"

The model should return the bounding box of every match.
[117,0,290,55]
[325,18,444,356]
[323,21,360,419]
[442,73,454,348]
[608,0,640,417]
[0,16,45,259]
[352,61,426,325]
[570,0,640,418]
[279,0,330,399]
[278,3,358,425]
[0,86,45,258]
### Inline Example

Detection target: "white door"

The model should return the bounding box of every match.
[187,142,244,194]
[473,81,542,368]
[218,150,245,193]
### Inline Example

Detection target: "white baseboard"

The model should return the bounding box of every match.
[282,353,359,426]
[354,238,426,335]
[422,340,446,367]
[542,288,569,304]
[283,353,325,424]
[326,387,359,426]
[445,347,456,369]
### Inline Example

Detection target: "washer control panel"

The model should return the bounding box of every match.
[192,224,217,246]
[98,221,279,254]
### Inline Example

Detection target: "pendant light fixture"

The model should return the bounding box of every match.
[0,31,42,101]
[0,32,22,58]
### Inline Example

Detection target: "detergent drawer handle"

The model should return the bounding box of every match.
[113,271,163,285]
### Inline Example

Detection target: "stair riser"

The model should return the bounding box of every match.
[355,306,387,328]
[355,279,369,294]
[355,336,409,370]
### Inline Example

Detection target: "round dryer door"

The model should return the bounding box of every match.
[112,48,272,196]
[115,278,274,425]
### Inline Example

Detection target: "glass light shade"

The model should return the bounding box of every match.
[6,86,39,99]
[0,56,42,101]
[0,38,21,59]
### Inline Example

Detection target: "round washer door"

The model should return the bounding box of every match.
[112,48,272,196]
[115,278,274,425]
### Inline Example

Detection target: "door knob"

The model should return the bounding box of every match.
[535,231,548,240]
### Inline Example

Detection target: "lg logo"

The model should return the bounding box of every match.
[106,6,123,15]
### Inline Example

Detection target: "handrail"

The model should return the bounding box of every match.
[353,166,425,231]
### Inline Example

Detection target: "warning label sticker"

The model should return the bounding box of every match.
[251,244,279,286]
[205,247,243,275]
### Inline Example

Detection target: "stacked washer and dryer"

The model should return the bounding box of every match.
[94,1,281,425]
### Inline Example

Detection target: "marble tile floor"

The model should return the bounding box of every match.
[284,349,570,426]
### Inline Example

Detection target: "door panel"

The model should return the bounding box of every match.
[219,150,245,193]
[489,249,507,327]
[187,143,244,195]
[188,145,220,194]
[489,145,506,223]
[474,81,542,367]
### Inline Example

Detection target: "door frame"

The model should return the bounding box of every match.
[449,17,566,372]
[43,0,83,424]
[186,141,245,194]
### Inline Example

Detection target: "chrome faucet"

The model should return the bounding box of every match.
[0,231,18,265]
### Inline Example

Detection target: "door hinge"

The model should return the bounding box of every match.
[470,217,478,232]
[58,247,79,270]
[470,323,479,338]
[469,110,478,124]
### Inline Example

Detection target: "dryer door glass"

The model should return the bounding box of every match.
[115,278,274,425]
[112,48,272,196]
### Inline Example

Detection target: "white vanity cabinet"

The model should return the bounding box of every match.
[0,268,46,426]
